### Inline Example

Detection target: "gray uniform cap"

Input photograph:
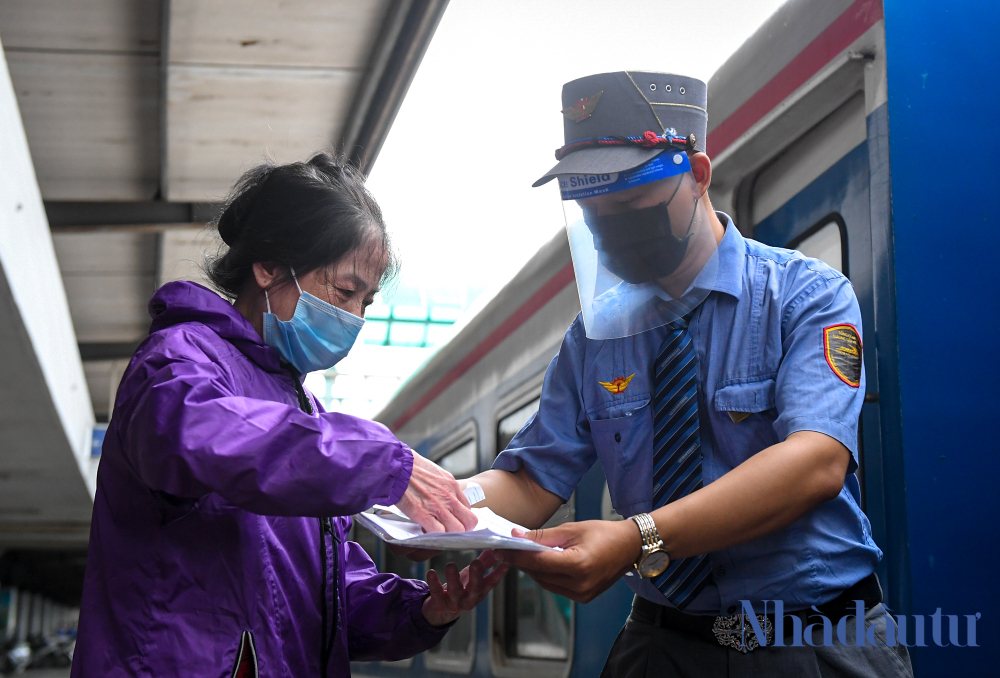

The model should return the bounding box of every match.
[533,71,707,187]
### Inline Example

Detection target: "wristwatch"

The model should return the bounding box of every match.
[630,513,670,578]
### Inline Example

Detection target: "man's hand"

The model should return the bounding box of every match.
[499,520,642,603]
[398,451,478,533]
[422,550,509,626]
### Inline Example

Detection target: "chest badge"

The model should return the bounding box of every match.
[823,324,862,387]
[599,373,635,394]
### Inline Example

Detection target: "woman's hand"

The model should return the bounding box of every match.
[422,551,509,627]
[397,451,478,533]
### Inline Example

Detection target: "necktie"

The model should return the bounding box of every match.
[650,314,713,610]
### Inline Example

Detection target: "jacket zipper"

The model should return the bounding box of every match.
[319,517,340,678]
[281,360,334,675]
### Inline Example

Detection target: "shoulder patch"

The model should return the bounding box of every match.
[823,324,862,387]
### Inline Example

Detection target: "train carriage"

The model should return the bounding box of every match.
[355,0,997,676]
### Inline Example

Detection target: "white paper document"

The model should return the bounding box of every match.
[353,504,561,552]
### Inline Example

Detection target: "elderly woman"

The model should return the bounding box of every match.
[72,154,504,677]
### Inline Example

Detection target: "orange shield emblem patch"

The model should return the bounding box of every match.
[823,324,862,387]
[599,373,635,394]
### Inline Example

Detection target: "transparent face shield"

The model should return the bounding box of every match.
[560,149,720,340]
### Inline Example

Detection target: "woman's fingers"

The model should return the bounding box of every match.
[445,563,463,611]
[426,568,447,599]
[400,453,478,533]
[458,555,507,611]
[412,507,446,534]
[476,549,501,570]
[434,473,475,531]
[483,562,510,590]
[449,483,478,530]
[461,559,484,605]
[455,479,472,508]
[423,555,510,627]
[434,504,467,533]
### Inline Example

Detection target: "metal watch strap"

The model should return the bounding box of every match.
[630,513,660,551]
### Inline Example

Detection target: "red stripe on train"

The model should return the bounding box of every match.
[389,0,884,432]
[391,262,576,431]
[707,0,883,156]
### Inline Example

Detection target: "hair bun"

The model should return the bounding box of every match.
[215,163,275,246]
[216,209,241,247]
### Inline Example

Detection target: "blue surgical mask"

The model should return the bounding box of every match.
[262,271,365,374]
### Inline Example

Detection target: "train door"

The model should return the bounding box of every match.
[741,91,891,589]
[490,395,575,678]
[425,429,480,674]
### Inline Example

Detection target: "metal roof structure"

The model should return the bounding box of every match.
[0,0,447,562]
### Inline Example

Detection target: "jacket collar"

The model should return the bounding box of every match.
[148,281,283,373]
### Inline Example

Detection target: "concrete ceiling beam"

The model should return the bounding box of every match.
[0,41,95,547]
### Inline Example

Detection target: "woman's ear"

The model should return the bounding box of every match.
[689,152,712,196]
[252,262,280,290]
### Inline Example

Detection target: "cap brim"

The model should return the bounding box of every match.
[532,146,666,187]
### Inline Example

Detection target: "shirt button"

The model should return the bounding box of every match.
[716,566,727,577]
[727,605,738,615]
[614,432,621,443]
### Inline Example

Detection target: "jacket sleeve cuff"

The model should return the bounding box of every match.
[385,443,414,506]
[406,581,456,640]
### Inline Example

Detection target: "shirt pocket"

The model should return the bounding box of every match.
[588,395,652,517]
[712,378,779,464]
[714,378,776,415]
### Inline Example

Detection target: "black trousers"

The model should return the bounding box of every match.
[600,599,913,678]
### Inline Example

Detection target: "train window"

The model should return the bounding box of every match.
[496,399,539,453]
[426,437,479,673]
[492,398,574,676]
[436,438,478,479]
[501,569,572,659]
[788,215,847,274]
[748,92,866,226]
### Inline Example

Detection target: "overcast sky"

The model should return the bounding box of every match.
[367,0,787,302]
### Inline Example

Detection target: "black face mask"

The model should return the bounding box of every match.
[583,182,698,284]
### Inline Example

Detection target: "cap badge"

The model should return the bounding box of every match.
[599,373,635,394]
[562,91,603,122]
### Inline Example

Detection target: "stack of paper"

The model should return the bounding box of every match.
[354,490,561,552]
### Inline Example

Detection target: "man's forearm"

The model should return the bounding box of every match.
[469,468,564,529]
[494,431,854,604]
[650,430,851,560]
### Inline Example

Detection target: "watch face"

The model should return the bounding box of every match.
[639,550,670,578]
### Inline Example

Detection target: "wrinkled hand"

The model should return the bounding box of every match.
[422,550,509,626]
[397,451,477,533]
[499,520,642,603]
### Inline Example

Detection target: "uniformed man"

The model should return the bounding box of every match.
[467,72,914,677]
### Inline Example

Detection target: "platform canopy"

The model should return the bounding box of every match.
[0,0,447,550]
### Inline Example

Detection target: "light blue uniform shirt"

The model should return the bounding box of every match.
[493,215,881,615]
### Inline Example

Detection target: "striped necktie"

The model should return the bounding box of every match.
[650,313,713,610]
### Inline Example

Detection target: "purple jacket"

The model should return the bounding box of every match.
[72,282,446,677]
